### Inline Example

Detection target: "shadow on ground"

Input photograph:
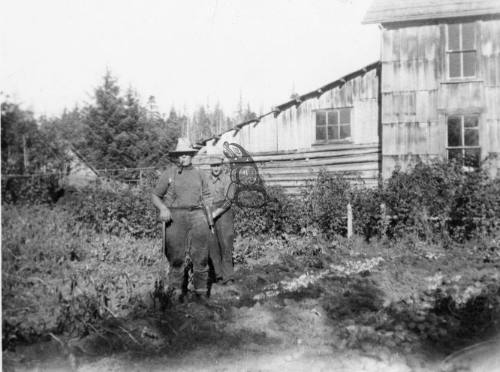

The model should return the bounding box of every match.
[4,251,500,372]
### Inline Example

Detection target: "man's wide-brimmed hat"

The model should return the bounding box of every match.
[169,137,199,155]
[207,155,225,166]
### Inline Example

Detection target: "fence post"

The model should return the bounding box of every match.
[347,202,353,238]
[380,203,387,237]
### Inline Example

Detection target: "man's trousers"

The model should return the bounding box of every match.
[209,207,235,282]
[164,209,210,295]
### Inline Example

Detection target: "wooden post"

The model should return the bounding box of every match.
[347,202,353,238]
[380,203,387,236]
[22,135,29,172]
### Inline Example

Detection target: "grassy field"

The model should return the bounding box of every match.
[2,204,500,371]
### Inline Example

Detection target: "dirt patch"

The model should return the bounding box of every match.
[4,236,500,372]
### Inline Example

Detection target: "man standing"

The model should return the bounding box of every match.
[151,138,211,303]
[206,155,235,286]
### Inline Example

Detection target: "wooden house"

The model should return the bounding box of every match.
[196,0,500,192]
[364,0,500,178]
[195,61,381,194]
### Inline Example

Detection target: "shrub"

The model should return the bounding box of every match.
[351,185,384,240]
[302,171,351,237]
[58,183,160,239]
[449,170,500,241]
[234,172,354,238]
[381,161,462,239]
[382,160,500,241]
[1,174,63,204]
[234,186,300,237]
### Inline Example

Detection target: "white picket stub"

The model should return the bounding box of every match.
[347,202,353,238]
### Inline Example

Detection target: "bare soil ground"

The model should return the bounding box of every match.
[4,238,500,372]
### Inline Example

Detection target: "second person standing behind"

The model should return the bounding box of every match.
[206,155,235,285]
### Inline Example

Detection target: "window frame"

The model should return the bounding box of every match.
[446,22,477,80]
[446,113,481,168]
[314,107,352,144]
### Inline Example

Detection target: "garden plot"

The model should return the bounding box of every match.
[3,205,500,372]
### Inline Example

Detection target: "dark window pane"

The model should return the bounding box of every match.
[464,115,478,128]
[448,116,462,146]
[448,148,463,163]
[328,125,338,140]
[316,111,326,126]
[463,51,476,77]
[448,24,460,50]
[464,148,481,167]
[340,124,351,139]
[316,126,326,140]
[462,23,475,49]
[327,110,338,125]
[449,52,461,78]
[339,108,350,124]
[464,128,479,146]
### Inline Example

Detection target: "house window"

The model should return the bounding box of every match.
[447,23,476,79]
[315,108,351,142]
[447,114,480,167]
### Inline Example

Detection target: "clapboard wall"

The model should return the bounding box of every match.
[380,18,500,178]
[195,62,381,193]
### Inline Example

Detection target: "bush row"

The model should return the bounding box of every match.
[3,160,500,242]
[235,160,500,242]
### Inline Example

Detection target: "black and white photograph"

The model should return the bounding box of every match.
[1,0,500,371]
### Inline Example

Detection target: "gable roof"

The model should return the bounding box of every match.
[363,0,500,24]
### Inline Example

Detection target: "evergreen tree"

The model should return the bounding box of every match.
[191,105,213,143]
[234,92,258,124]
[80,71,126,168]
[39,107,86,150]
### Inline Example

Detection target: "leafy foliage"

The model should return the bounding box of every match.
[3,154,499,245]
[233,161,500,242]
[1,174,63,205]
[1,101,68,175]
[39,108,87,151]
[2,204,163,348]
[58,183,160,239]
[77,72,183,170]
[3,201,499,360]
[233,186,300,237]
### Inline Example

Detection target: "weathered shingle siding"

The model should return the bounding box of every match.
[196,64,382,193]
[364,0,500,24]
[380,18,500,178]
[483,19,500,173]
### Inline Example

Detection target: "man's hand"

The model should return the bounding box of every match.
[212,207,225,220]
[159,207,172,222]
[152,194,172,222]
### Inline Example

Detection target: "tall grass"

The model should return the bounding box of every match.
[2,204,164,347]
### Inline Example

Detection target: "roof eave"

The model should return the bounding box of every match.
[276,61,380,112]
[363,10,500,25]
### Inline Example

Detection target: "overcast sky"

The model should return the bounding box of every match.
[1,0,379,117]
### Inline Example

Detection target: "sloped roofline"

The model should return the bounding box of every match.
[197,61,380,147]
[66,144,99,175]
